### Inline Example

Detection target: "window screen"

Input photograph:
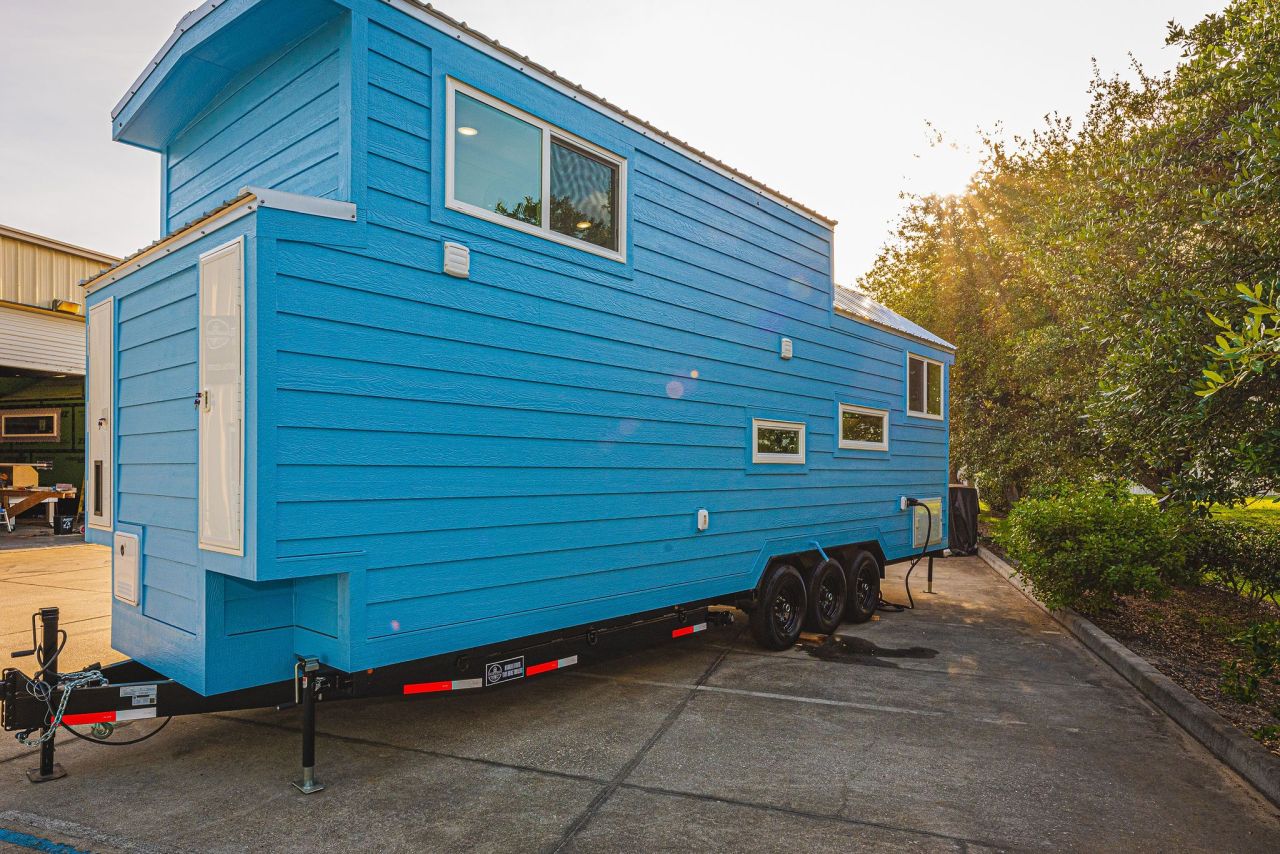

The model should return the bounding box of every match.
[550,140,618,250]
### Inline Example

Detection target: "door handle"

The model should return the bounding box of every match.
[195,390,211,412]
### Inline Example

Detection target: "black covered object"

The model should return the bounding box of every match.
[948,485,979,556]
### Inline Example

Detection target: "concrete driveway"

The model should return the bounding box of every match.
[0,545,1277,852]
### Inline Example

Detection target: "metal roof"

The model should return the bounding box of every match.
[833,286,955,352]
[80,191,256,290]
[113,0,837,229]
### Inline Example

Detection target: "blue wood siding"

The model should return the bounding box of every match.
[248,0,951,673]
[96,0,952,693]
[163,17,347,233]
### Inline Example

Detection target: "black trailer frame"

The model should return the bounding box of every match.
[3,599,738,791]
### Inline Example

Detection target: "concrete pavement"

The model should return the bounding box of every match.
[0,546,1277,852]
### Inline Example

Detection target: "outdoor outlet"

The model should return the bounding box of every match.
[696,508,710,531]
[779,337,793,360]
[443,242,470,278]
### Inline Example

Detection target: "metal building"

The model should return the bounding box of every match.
[0,225,116,524]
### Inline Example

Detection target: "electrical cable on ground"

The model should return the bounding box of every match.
[878,499,932,612]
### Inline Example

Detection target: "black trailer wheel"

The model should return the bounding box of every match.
[845,551,880,624]
[803,559,847,634]
[750,564,807,650]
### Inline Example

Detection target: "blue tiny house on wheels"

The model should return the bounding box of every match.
[82,0,954,696]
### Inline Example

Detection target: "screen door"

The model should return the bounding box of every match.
[198,238,244,554]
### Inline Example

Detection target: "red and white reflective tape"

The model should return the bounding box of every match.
[672,622,708,639]
[61,707,157,727]
[526,655,578,677]
[402,677,483,695]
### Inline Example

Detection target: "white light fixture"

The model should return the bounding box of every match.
[457,126,478,136]
[575,220,592,230]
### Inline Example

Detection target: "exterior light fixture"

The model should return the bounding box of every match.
[457,126,478,136]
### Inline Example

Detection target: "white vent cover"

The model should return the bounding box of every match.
[779,337,793,360]
[443,242,470,278]
[113,531,140,606]
[911,498,944,549]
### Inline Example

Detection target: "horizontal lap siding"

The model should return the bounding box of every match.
[117,265,200,634]
[267,8,946,666]
[165,19,344,232]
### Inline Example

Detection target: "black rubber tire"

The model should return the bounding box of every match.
[803,559,847,634]
[844,551,881,624]
[750,564,807,650]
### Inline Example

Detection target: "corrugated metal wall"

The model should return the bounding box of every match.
[0,226,115,309]
[0,304,87,375]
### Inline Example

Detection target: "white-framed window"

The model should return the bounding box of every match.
[838,404,888,451]
[446,78,627,262]
[0,409,60,442]
[907,354,944,419]
[752,418,806,464]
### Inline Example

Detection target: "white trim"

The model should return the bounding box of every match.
[242,186,357,220]
[87,298,114,532]
[0,408,61,442]
[197,236,246,557]
[907,353,945,420]
[837,404,889,451]
[446,78,628,263]
[751,418,806,465]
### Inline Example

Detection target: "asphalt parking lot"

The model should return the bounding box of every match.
[1,545,1278,852]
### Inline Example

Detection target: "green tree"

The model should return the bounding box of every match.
[862,0,1280,508]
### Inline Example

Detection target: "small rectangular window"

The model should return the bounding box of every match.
[0,409,60,442]
[907,355,944,419]
[752,418,805,464]
[447,79,627,261]
[838,404,888,451]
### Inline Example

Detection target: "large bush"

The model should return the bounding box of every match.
[996,484,1186,613]
[1186,517,1280,607]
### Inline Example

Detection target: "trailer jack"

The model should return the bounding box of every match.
[292,657,324,795]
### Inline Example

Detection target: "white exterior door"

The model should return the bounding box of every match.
[198,239,244,554]
[87,299,114,531]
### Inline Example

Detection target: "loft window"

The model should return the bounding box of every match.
[752,419,805,464]
[838,404,888,451]
[907,354,944,419]
[447,79,626,260]
[0,409,60,442]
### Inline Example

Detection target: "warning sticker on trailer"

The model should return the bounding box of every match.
[484,656,525,686]
[120,685,157,706]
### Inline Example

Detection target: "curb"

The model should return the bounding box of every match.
[977,546,1280,809]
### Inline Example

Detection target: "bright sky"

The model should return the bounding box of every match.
[0,0,1222,281]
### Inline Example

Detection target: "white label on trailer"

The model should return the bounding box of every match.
[484,656,525,686]
[121,685,157,706]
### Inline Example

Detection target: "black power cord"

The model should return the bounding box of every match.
[878,499,932,612]
[61,717,173,746]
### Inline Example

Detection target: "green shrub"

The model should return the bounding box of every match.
[996,482,1186,613]
[1222,621,1280,707]
[1185,517,1280,607]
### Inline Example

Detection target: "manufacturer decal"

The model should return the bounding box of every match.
[484,656,525,686]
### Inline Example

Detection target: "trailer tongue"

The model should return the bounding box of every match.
[4,603,734,790]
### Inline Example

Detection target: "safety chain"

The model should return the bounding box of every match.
[15,670,108,746]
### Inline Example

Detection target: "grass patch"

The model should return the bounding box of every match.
[1212,497,1280,529]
